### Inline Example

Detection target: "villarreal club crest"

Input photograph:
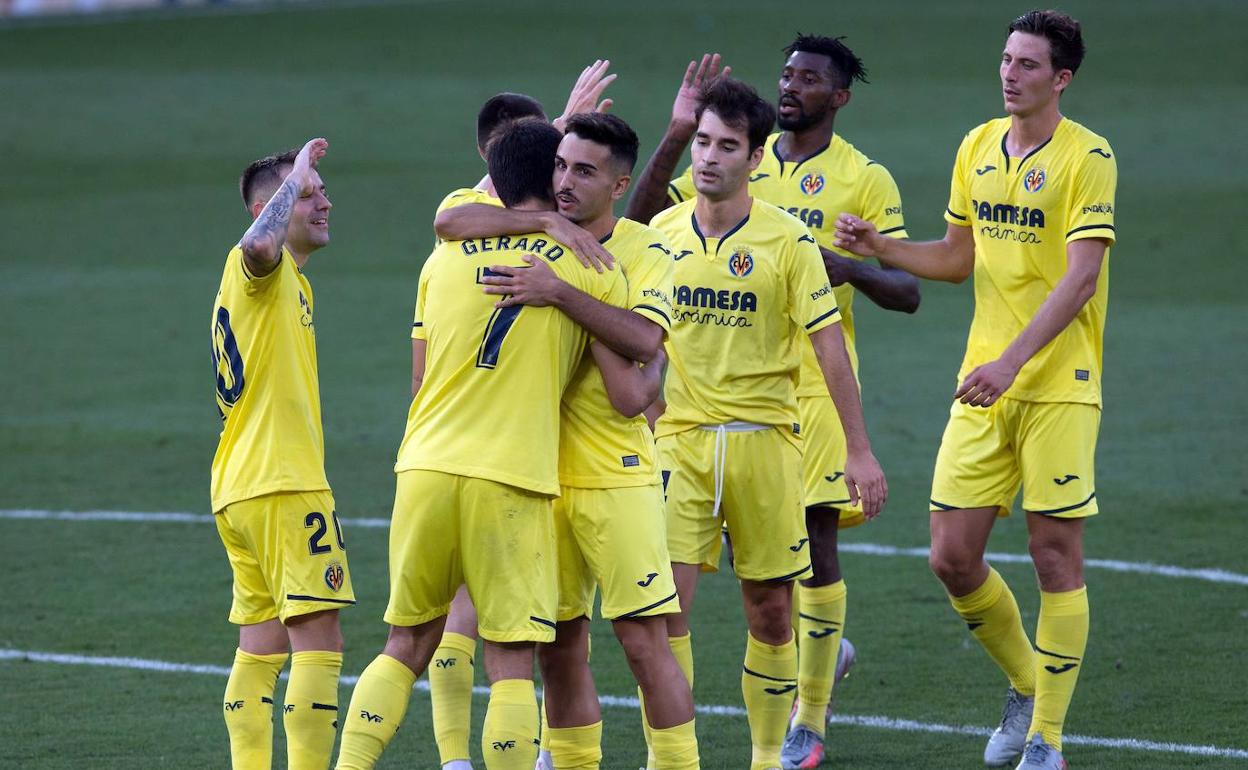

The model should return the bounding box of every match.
[1023,167,1047,193]
[799,172,825,196]
[728,247,754,278]
[324,561,345,592]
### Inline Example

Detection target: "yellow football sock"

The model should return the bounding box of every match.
[641,633,694,769]
[1029,586,1089,751]
[334,654,415,770]
[539,698,550,751]
[741,633,796,770]
[430,632,476,764]
[482,678,539,770]
[650,718,699,770]
[948,568,1036,695]
[546,721,602,769]
[223,649,287,770]
[284,651,342,770]
[794,580,847,735]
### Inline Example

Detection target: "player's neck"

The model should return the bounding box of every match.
[1007,103,1063,156]
[290,250,311,269]
[510,197,556,213]
[778,120,835,161]
[579,212,618,241]
[694,189,753,238]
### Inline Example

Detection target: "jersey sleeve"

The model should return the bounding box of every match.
[861,162,909,239]
[944,131,976,228]
[434,187,485,217]
[233,245,284,299]
[1065,144,1117,246]
[625,238,676,335]
[788,229,841,333]
[667,165,696,205]
[411,250,439,340]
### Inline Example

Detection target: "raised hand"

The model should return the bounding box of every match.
[544,214,614,272]
[833,213,885,258]
[554,60,617,131]
[291,137,328,196]
[672,53,730,131]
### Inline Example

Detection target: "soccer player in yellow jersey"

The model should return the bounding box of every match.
[646,76,886,770]
[835,11,1116,770]
[440,113,699,770]
[627,39,921,768]
[335,119,627,770]
[211,138,353,770]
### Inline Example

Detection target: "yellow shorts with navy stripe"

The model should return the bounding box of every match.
[215,490,356,625]
[931,398,1100,518]
[386,470,557,643]
[554,483,679,622]
[659,426,810,582]
[800,395,866,528]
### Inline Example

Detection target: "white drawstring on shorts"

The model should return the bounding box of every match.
[697,421,768,518]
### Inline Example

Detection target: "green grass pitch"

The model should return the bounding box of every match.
[1,0,1246,767]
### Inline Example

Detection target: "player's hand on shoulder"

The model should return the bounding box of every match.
[954,359,1019,408]
[554,59,616,132]
[544,215,614,272]
[833,213,883,258]
[672,53,730,132]
[481,254,563,308]
[844,449,887,520]
[291,137,328,196]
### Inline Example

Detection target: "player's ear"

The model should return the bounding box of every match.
[833,88,852,110]
[249,200,265,220]
[611,174,631,201]
[1053,68,1073,95]
[749,145,765,170]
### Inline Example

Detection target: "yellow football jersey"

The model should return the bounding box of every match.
[558,218,675,488]
[397,232,628,495]
[433,187,502,244]
[210,246,329,513]
[670,133,907,397]
[944,117,1117,405]
[649,199,840,443]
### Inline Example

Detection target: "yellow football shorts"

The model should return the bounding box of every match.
[659,425,810,582]
[554,483,679,622]
[386,469,557,643]
[931,398,1100,518]
[799,395,866,528]
[215,489,355,625]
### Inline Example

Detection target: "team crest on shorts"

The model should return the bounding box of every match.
[324,562,345,592]
[728,247,754,278]
[800,172,825,196]
[1023,167,1046,192]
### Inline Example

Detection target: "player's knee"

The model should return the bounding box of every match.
[1028,538,1081,588]
[286,609,343,652]
[612,618,665,671]
[928,547,980,589]
[744,590,792,643]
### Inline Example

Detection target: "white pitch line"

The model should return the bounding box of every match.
[2,648,1246,760]
[4,508,1247,587]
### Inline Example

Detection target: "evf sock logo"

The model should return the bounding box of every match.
[728,247,754,278]
[491,740,517,751]
[224,700,245,711]
[359,710,383,723]
[434,657,456,668]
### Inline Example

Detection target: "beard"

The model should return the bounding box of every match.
[777,108,823,132]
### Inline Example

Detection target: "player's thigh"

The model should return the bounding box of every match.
[573,484,679,621]
[459,477,558,643]
[553,489,596,623]
[657,430,722,573]
[385,470,462,628]
[215,507,278,625]
[722,429,810,583]
[1018,402,1101,519]
[800,395,866,529]
[931,399,1021,517]
[221,491,355,625]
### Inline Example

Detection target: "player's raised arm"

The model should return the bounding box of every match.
[552,59,617,132]
[624,54,729,223]
[239,137,326,277]
[591,343,666,418]
[481,254,664,363]
[834,215,975,284]
[433,203,614,271]
[808,323,887,517]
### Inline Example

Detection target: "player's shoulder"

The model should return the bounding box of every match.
[960,116,1011,152]
[832,133,900,183]
[1057,117,1115,159]
[612,217,671,248]
[436,186,497,212]
[751,198,811,239]
[650,199,696,232]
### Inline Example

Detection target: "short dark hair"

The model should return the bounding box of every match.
[695,76,776,153]
[564,113,640,174]
[784,33,869,89]
[487,117,562,207]
[239,148,297,208]
[1008,9,1085,75]
[477,93,547,151]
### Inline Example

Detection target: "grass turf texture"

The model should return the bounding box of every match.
[2,0,1246,767]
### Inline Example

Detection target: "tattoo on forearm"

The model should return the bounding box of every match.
[243,178,298,257]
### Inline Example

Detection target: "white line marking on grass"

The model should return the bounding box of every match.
[5,508,1247,587]
[3,647,1246,760]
